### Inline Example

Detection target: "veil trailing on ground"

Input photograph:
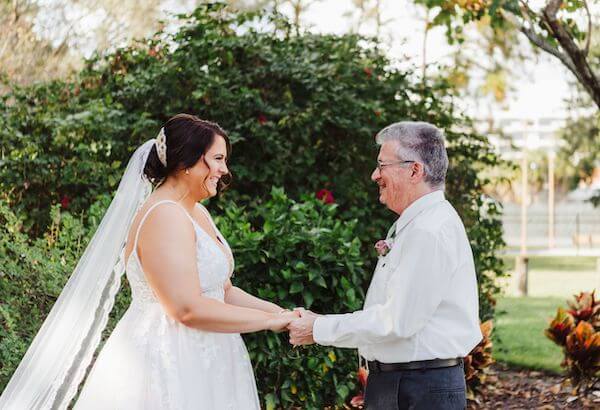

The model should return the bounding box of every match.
[0,140,155,410]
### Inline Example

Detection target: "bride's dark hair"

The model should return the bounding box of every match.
[144,113,232,192]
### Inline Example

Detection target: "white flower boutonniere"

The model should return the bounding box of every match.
[374,239,393,257]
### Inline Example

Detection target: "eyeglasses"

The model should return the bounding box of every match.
[375,160,415,172]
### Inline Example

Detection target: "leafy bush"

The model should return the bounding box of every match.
[0,2,506,406]
[0,199,135,387]
[217,188,368,408]
[546,291,600,392]
[464,320,495,399]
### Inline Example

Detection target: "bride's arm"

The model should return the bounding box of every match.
[224,281,286,313]
[138,204,294,333]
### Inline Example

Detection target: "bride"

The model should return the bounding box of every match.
[0,114,298,409]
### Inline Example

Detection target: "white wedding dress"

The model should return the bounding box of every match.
[74,200,260,409]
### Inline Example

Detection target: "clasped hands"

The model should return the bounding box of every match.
[269,308,321,346]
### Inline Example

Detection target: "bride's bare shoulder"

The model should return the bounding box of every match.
[127,197,193,248]
[141,198,189,227]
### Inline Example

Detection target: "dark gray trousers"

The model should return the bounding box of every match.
[364,362,467,410]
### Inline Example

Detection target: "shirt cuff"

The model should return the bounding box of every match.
[313,315,339,346]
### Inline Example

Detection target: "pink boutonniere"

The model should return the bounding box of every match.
[374,239,393,256]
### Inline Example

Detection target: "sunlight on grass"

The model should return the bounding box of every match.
[493,297,564,374]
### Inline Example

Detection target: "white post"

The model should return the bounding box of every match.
[548,151,555,249]
[521,153,528,255]
[517,152,529,296]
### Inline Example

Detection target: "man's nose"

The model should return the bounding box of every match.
[371,167,380,182]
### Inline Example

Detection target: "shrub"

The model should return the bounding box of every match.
[216,188,368,408]
[464,320,495,399]
[0,199,134,387]
[546,291,600,392]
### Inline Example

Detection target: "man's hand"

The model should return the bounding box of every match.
[288,309,321,346]
[268,310,301,333]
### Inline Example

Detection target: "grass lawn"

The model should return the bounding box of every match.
[493,297,564,374]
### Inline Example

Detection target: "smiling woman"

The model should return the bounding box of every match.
[143,113,232,194]
[0,113,299,409]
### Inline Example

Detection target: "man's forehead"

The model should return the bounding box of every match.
[378,141,399,158]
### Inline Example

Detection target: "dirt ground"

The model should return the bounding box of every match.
[469,364,600,409]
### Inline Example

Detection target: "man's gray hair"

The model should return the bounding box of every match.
[375,121,448,188]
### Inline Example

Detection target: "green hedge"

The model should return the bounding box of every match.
[0,3,506,408]
[217,188,368,407]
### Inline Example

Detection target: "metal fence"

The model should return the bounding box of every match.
[502,201,600,249]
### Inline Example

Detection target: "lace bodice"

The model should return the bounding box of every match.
[126,200,234,304]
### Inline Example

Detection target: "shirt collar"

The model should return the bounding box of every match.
[394,190,446,236]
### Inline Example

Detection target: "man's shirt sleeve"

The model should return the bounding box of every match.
[313,227,455,348]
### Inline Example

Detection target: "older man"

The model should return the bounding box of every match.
[289,122,482,409]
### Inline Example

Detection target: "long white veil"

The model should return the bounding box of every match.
[0,140,155,409]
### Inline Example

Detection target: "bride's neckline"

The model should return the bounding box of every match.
[125,201,234,276]
[186,205,234,273]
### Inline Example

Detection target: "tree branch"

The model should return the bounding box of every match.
[582,0,592,56]
[499,8,578,75]
[542,0,600,108]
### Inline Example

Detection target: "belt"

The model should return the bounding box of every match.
[367,358,462,373]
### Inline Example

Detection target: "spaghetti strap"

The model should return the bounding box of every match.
[133,200,194,250]
[197,203,221,239]
[196,203,226,247]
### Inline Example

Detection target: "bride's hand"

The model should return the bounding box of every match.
[267,310,300,332]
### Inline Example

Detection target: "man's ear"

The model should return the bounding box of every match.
[410,162,424,181]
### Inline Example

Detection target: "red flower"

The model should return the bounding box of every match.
[364,67,373,77]
[60,195,70,209]
[257,114,268,125]
[316,189,335,204]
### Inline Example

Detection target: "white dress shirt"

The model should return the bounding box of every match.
[313,190,482,363]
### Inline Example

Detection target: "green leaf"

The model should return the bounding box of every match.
[303,291,314,308]
[265,393,277,410]
[290,282,304,294]
[336,384,349,399]
[315,276,327,288]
